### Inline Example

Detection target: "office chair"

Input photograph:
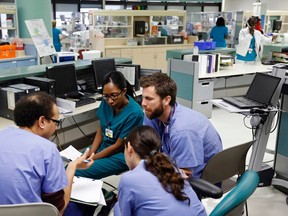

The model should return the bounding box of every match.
[190,140,255,216]
[0,202,59,216]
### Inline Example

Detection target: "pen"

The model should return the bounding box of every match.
[82,159,91,163]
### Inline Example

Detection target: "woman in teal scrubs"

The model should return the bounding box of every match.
[75,71,144,179]
[210,17,229,48]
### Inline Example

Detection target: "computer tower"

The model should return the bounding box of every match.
[0,87,26,120]
[24,76,56,97]
[9,83,40,94]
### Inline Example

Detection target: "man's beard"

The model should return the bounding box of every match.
[145,104,164,120]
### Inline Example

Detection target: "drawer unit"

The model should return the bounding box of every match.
[197,80,214,100]
[213,77,226,89]
[194,100,213,119]
[226,74,255,88]
[105,49,121,57]
[16,58,36,67]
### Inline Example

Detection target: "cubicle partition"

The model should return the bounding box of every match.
[167,58,213,118]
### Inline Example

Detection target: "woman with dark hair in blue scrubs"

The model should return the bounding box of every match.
[114,125,207,216]
[210,17,229,48]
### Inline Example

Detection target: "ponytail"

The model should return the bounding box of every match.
[145,151,190,205]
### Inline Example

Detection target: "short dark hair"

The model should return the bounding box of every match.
[216,17,225,26]
[102,71,135,98]
[14,92,56,127]
[247,16,257,27]
[140,72,177,106]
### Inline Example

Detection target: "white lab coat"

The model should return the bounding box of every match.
[236,27,272,59]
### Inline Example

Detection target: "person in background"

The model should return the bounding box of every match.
[75,71,144,179]
[114,125,207,216]
[140,72,222,179]
[210,17,230,48]
[0,92,94,216]
[255,16,263,34]
[52,20,63,52]
[236,16,276,63]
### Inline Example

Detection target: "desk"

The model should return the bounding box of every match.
[0,90,142,150]
[166,47,236,60]
[168,58,272,118]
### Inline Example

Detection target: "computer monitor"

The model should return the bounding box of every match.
[91,58,116,92]
[46,63,78,98]
[140,68,162,78]
[116,64,141,91]
[273,20,282,32]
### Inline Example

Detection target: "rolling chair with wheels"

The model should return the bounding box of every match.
[0,202,59,216]
[190,140,256,216]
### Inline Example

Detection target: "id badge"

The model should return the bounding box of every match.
[105,128,113,138]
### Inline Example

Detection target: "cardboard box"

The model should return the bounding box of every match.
[0,45,16,59]
[187,36,198,44]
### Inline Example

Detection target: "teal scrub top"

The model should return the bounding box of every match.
[96,95,144,151]
[210,26,228,48]
[236,36,257,62]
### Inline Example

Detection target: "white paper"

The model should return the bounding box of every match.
[60,145,82,161]
[116,66,136,85]
[71,177,105,205]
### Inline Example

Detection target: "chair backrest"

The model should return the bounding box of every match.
[0,202,59,216]
[210,170,260,216]
[201,140,255,193]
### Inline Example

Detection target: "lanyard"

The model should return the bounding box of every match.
[160,104,176,153]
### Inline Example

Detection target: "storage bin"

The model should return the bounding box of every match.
[0,45,16,59]
[82,50,102,60]
[194,41,216,50]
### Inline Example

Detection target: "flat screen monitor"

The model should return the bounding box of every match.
[46,63,78,98]
[273,20,282,32]
[91,58,116,91]
[140,68,162,78]
[116,64,141,91]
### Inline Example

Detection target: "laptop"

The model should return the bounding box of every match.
[222,73,281,109]
[46,64,96,107]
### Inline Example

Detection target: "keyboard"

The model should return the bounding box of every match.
[222,96,265,109]
[75,97,96,107]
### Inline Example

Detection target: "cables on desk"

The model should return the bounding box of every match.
[71,115,94,141]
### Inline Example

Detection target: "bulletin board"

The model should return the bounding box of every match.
[25,19,56,57]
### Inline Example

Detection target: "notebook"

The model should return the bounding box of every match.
[222,73,281,109]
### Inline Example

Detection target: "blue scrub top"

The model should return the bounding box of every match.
[144,103,223,178]
[114,160,207,216]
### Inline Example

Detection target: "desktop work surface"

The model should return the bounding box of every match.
[0,58,132,83]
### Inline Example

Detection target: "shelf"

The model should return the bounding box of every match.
[0,4,18,39]
[0,27,16,30]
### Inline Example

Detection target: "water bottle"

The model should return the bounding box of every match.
[193,46,199,55]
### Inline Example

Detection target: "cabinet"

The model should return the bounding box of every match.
[105,45,189,73]
[0,57,37,69]
[89,10,186,48]
[186,11,244,48]
[0,4,18,42]
[264,11,288,33]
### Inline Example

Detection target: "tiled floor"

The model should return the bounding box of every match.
[206,107,288,215]
[104,106,288,216]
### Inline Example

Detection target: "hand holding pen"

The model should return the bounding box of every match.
[70,148,95,170]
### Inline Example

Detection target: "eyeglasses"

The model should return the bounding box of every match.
[102,90,123,101]
[46,117,63,127]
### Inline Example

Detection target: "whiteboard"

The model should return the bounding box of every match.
[25,19,56,57]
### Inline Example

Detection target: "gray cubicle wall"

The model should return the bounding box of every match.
[167,59,200,114]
